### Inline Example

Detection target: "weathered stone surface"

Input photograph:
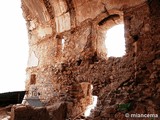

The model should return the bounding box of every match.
[0,106,12,120]
[46,102,67,120]
[22,0,50,23]
[28,51,39,67]
[11,105,50,120]
[20,0,160,119]
[55,12,71,33]
[11,102,66,120]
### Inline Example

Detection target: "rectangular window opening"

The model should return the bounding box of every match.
[30,74,36,85]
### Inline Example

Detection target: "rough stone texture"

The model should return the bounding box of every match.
[19,0,160,119]
[11,102,66,120]
[46,102,67,120]
[11,105,50,120]
[0,106,12,120]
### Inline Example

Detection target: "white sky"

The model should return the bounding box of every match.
[0,0,28,93]
[105,24,126,57]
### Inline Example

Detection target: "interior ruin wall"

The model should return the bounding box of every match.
[19,0,160,119]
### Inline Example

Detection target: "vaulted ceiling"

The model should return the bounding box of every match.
[22,0,147,33]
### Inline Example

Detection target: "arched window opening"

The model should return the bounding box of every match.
[84,85,98,117]
[105,24,126,57]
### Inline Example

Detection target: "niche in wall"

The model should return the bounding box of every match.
[30,74,36,85]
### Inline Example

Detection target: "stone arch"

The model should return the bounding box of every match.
[94,10,124,58]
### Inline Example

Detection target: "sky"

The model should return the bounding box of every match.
[105,24,126,57]
[0,0,28,93]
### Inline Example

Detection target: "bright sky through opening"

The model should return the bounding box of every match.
[84,85,98,117]
[0,0,28,93]
[105,24,126,57]
[84,96,97,117]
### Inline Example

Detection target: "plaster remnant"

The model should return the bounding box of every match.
[55,12,71,33]
[28,51,39,67]
[29,20,36,30]
[37,26,52,38]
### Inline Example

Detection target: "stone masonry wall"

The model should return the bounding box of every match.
[21,0,160,119]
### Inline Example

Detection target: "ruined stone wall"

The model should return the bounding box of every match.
[21,0,160,119]
[87,1,160,119]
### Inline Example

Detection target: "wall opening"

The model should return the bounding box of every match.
[30,74,36,85]
[98,14,120,26]
[62,38,65,52]
[56,35,65,57]
[105,24,126,57]
[84,85,98,117]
